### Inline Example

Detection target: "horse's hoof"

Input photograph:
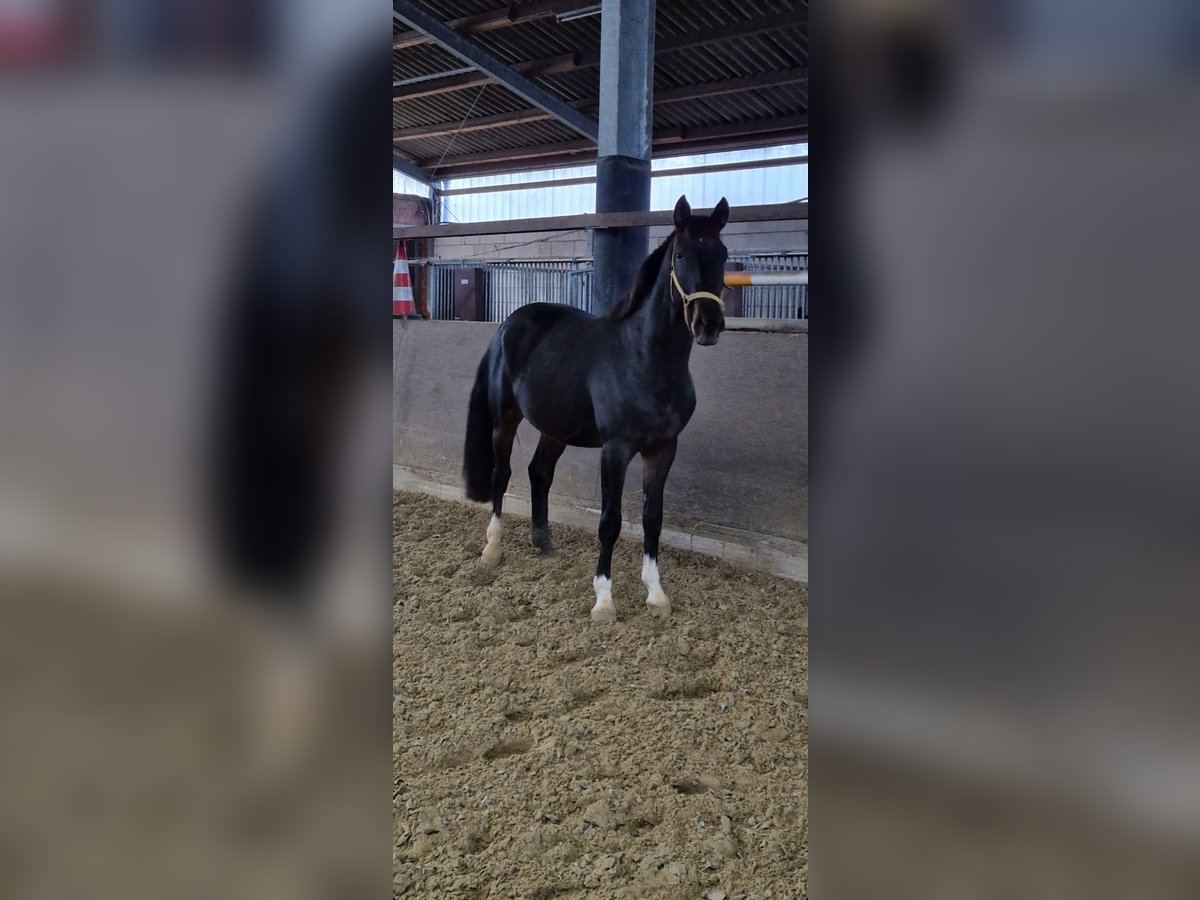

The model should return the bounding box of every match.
[590,605,618,624]
[532,530,556,556]
[480,548,502,568]
[645,601,672,619]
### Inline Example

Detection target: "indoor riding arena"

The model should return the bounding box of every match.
[393,2,807,897]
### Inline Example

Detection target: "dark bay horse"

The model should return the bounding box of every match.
[462,195,730,622]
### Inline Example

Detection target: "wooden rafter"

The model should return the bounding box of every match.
[393,201,808,239]
[393,68,808,142]
[417,115,808,170]
[393,0,596,50]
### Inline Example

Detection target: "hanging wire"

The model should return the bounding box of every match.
[429,82,488,176]
[427,82,490,228]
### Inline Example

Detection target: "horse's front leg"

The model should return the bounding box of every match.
[640,438,678,618]
[592,440,633,623]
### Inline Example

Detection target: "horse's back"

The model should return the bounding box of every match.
[494,302,602,367]
[500,301,595,336]
[492,303,607,446]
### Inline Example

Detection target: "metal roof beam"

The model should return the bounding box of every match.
[392,1,599,142]
[392,150,434,187]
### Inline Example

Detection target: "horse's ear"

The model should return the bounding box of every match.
[673,195,691,230]
[712,197,729,230]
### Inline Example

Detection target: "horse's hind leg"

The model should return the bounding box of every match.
[528,434,566,555]
[480,409,521,566]
[591,440,633,623]
[640,439,678,618]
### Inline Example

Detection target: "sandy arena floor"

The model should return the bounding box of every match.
[393,491,808,899]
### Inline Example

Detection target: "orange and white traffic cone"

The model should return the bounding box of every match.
[393,242,420,318]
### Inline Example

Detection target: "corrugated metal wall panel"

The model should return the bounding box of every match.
[438,144,807,223]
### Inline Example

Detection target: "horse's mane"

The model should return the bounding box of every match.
[604,234,673,320]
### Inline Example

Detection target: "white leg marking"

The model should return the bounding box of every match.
[642,554,671,618]
[480,514,503,566]
[591,575,617,623]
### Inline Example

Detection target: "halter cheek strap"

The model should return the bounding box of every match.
[670,266,725,326]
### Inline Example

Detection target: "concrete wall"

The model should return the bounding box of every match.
[430,229,588,262]
[429,217,807,261]
[394,320,807,553]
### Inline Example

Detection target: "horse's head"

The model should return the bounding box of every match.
[671,195,729,346]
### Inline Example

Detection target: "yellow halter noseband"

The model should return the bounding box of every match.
[670,265,725,326]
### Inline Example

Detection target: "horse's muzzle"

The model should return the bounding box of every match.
[688,299,724,346]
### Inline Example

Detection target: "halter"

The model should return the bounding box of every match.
[670,264,725,326]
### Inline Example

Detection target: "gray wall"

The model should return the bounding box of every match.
[394,321,807,544]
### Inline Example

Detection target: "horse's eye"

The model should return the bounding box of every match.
[675,252,683,260]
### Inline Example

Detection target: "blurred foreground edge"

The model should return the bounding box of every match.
[0,5,392,899]
[812,3,1200,899]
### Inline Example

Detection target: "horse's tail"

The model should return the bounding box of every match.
[463,351,495,502]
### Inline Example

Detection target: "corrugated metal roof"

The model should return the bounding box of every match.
[394,0,807,179]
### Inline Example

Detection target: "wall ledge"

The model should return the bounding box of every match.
[394,465,808,583]
[724,317,807,334]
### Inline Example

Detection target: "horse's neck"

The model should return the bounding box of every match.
[629,267,693,363]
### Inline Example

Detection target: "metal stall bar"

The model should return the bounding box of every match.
[724,272,809,286]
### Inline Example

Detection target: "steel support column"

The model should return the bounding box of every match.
[592,0,655,313]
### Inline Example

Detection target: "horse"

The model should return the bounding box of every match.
[462,194,730,622]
